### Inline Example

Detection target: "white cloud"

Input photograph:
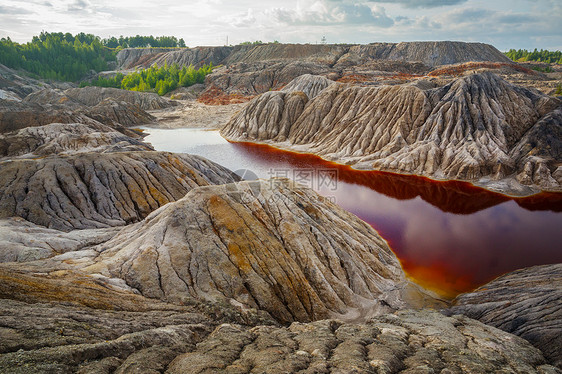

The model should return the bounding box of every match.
[365,0,468,8]
[219,8,257,28]
[0,0,559,50]
[267,1,394,27]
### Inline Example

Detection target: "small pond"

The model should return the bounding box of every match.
[142,127,562,298]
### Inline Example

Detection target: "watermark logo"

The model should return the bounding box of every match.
[225,167,339,204]
[229,168,262,203]
[267,168,338,191]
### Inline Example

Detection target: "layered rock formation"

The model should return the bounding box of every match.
[1,281,556,374]
[222,72,562,192]
[24,86,176,111]
[200,61,333,104]
[281,74,334,99]
[449,264,562,368]
[0,217,119,262]
[1,178,558,371]
[0,122,152,158]
[0,265,273,374]
[80,179,416,323]
[167,310,558,374]
[333,41,512,69]
[117,42,509,71]
[0,98,153,136]
[0,152,239,230]
[0,100,93,133]
[115,41,522,102]
[0,63,74,101]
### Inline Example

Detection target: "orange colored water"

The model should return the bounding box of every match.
[143,128,562,299]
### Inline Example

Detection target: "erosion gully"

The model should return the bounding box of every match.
[142,127,562,299]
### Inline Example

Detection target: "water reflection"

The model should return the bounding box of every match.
[142,128,562,298]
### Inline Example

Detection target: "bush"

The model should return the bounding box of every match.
[505,48,562,64]
[81,63,214,96]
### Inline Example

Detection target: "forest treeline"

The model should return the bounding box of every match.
[102,35,186,48]
[81,63,214,96]
[0,32,114,81]
[505,49,562,64]
[0,32,187,81]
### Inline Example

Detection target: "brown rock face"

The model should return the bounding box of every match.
[0,279,554,374]
[0,266,273,374]
[117,42,510,71]
[0,152,240,231]
[25,86,177,111]
[222,72,562,192]
[0,100,95,133]
[0,122,152,158]
[0,97,154,136]
[85,179,410,323]
[112,41,513,101]
[167,310,557,374]
[334,41,512,69]
[448,264,562,368]
[203,61,333,99]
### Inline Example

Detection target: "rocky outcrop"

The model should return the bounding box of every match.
[85,98,156,127]
[0,297,211,374]
[82,178,416,323]
[143,46,233,70]
[25,86,177,111]
[1,279,555,374]
[116,47,181,69]
[0,152,239,231]
[448,264,562,368]
[0,63,74,101]
[0,100,95,133]
[0,98,153,136]
[118,42,510,71]
[167,309,558,374]
[334,41,512,69]
[222,72,562,192]
[511,108,562,187]
[114,42,518,101]
[0,265,273,374]
[0,217,119,262]
[201,61,333,100]
[281,74,335,99]
[0,122,152,158]
[65,86,177,110]
[223,44,350,66]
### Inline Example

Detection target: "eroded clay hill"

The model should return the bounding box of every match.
[0,152,239,231]
[114,41,521,103]
[80,179,416,323]
[449,264,562,368]
[166,310,557,374]
[0,122,152,158]
[117,42,509,70]
[0,97,154,136]
[222,73,562,192]
[0,280,556,374]
[4,176,556,371]
[24,86,176,111]
[0,265,274,373]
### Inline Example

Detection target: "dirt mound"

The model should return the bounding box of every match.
[222,73,562,193]
[449,264,562,368]
[0,122,152,158]
[0,152,239,231]
[85,178,410,323]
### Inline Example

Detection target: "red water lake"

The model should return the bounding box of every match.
[143,128,562,298]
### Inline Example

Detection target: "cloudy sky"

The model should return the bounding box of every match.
[0,0,560,51]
